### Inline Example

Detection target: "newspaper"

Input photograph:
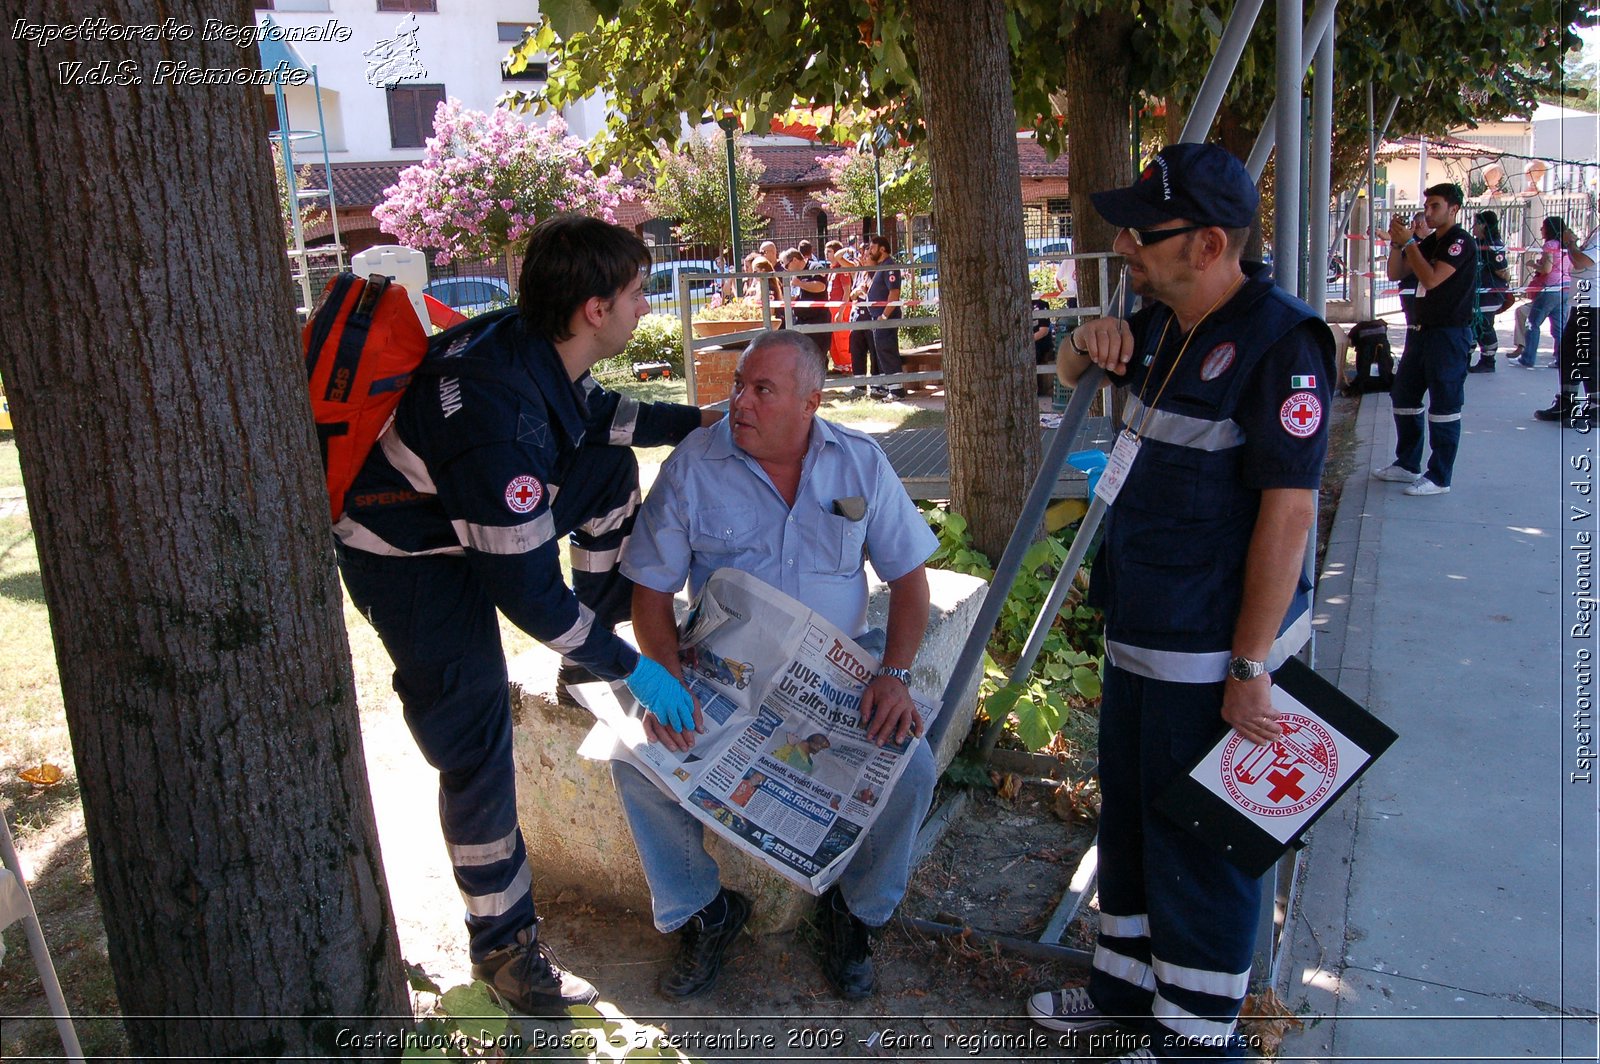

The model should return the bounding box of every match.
[573,568,941,894]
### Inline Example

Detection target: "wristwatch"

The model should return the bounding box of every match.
[878,666,912,686]
[1227,655,1267,682]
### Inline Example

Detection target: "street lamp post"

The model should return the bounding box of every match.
[718,111,743,269]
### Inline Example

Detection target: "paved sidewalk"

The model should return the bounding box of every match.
[1278,330,1599,1062]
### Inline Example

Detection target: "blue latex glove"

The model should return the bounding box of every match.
[1067,449,1109,499]
[625,656,695,733]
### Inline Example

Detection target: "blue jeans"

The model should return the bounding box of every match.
[1524,288,1568,363]
[610,740,936,932]
[1390,325,1471,487]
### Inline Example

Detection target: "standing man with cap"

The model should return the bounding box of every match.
[1025,144,1334,1060]
[1371,183,1477,496]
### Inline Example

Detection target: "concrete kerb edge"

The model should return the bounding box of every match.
[1273,388,1385,1051]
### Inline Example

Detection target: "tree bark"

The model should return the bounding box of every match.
[1064,7,1138,311]
[906,0,1038,562]
[0,2,408,1057]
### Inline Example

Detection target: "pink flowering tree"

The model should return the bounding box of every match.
[815,144,931,243]
[373,99,627,265]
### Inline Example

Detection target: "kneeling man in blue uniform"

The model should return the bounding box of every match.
[336,215,716,1014]
[1028,144,1334,1059]
[616,330,940,1000]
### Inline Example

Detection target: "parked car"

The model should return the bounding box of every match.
[644,258,724,316]
[422,275,514,317]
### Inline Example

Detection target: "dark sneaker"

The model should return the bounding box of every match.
[471,922,598,1016]
[660,889,751,999]
[817,886,877,999]
[556,662,600,707]
[1026,986,1119,1033]
[1467,358,1495,373]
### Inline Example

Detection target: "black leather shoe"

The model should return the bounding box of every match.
[818,886,877,999]
[1467,358,1495,373]
[1534,397,1567,422]
[471,921,599,1016]
[660,889,751,999]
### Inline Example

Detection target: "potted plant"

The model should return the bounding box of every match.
[690,298,770,339]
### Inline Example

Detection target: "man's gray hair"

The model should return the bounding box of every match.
[740,330,826,393]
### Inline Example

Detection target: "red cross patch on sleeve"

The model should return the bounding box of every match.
[1280,392,1323,438]
[504,475,544,514]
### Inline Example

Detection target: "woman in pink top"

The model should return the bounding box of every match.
[1518,216,1570,368]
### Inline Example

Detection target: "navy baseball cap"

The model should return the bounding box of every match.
[1091,143,1259,230]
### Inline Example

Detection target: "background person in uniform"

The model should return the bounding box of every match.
[1372,183,1477,496]
[1026,143,1334,1061]
[851,235,906,400]
[782,246,831,355]
[614,330,939,1002]
[1467,210,1511,373]
[336,215,712,1015]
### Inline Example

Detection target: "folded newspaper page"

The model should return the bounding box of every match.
[572,567,941,894]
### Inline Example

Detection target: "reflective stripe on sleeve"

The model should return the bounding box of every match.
[609,396,640,445]
[379,427,438,494]
[446,827,519,868]
[451,512,556,555]
[461,859,532,918]
[548,605,595,654]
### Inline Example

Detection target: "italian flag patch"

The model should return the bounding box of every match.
[1290,374,1317,389]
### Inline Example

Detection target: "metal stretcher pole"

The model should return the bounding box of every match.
[977,487,1109,757]
[0,809,84,1061]
[928,363,1107,751]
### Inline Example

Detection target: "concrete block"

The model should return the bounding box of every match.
[506,566,990,934]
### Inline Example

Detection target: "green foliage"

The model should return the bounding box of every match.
[925,503,1105,752]
[815,144,933,226]
[940,754,993,789]
[591,313,685,380]
[647,136,767,248]
[402,964,704,1062]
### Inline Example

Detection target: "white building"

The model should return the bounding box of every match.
[256,0,608,253]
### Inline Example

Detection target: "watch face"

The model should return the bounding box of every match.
[1229,658,1258,681]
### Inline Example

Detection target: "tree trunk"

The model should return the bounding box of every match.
[0,3,408,1057]
[1064,7,1138,311]
[906,0,1038,562]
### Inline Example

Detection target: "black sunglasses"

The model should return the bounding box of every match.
[1124,224,1206,247]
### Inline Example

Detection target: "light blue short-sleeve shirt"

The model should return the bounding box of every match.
[621,417,938,638]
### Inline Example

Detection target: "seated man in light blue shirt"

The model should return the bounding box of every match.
[617,329,939,1002]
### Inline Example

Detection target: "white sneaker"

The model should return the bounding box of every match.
[1372,464,1421,483]
[1403,478,1450,496]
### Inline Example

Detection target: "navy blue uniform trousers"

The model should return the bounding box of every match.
[338,443,639,961]
[1090,665,1259,1059]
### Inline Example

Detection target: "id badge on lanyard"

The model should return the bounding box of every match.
[1094,428,1141,507]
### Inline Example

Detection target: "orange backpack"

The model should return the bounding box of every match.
[302,273,429,521]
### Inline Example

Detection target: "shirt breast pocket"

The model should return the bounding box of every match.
[803,510,867,577]
[688,506,762,568]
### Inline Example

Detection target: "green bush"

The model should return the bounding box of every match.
[593,313,684,382]
[924,504,1104,752]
